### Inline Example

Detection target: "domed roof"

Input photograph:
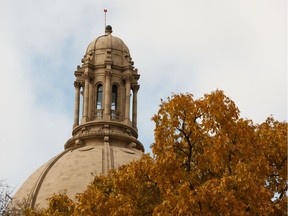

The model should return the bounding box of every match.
[86,34,130,55]
[12,25,143,210]
[83,25,132,68]
[13,144,142,208]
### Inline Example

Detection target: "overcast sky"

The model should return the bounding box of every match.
[0,0,286,192]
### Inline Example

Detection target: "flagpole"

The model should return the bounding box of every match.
[104,9,107,32]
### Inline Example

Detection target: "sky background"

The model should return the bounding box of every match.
[0,0,286,193]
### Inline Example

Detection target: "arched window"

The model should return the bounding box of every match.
[96,84,103,109]
[111,84,118,110]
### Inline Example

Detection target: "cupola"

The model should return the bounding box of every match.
[12,26,144,209]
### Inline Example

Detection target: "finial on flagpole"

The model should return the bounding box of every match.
[104,9,107,32]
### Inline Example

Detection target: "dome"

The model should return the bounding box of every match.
[12,25,143,209]
[83,26,132,68]
[86,35,130,55]
[13,144,142,208]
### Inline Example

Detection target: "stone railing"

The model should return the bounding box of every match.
[95,109,103,120]
[111,110,119,121]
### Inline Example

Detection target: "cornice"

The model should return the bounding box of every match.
[65,124,144,151]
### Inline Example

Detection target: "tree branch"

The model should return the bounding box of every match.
[278,184,288,200]
[173,143,189,157]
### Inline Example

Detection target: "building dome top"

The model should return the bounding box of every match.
[85,25,130,57]
[82,25,133,68]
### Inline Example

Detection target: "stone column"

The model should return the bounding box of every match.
[73,81,81,127]
[124,76,131,121]
[104,70,112,119]
[88,78,94,120]
[132,84,139,128]
[82,73,90,123]
[81,88,84,118]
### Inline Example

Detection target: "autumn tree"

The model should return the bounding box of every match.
[25,90,287,215]
[150,90,287,215]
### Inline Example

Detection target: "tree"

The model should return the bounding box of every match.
[1,181,35,216]
[0,180,11,215]
[150,90,287,215]
[0,180,13,215]
[24,90,287,215]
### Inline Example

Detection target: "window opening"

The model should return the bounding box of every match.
[96,84,103,109]
[111,85,118,110]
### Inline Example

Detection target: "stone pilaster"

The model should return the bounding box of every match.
[81,73,92,123]
[102,125,111,175]
[88,77,94,120]
[73,82,81,128]
[104,69,112,120]
[124,75,131,123]
[132,84,139,128]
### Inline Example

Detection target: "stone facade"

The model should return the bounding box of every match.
[12,26,144,209]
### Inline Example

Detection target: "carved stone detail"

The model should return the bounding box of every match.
[110,127,135,138]
[82,50,94,63]
[123,75,132,83]
[82,73,93,80]
[132,84,140,92]
[74,81,81,88]
[105,70,112,78]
